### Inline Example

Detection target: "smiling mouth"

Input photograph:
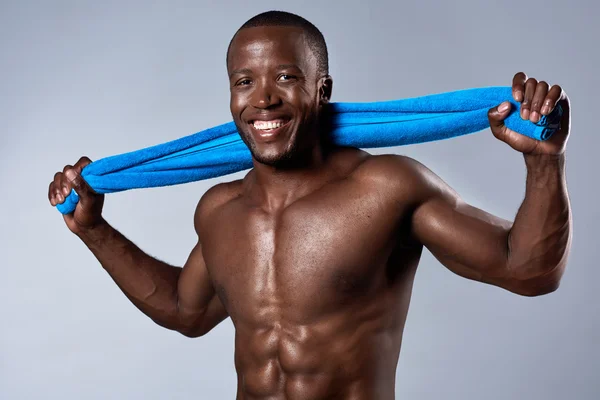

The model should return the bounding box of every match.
[249,118,291,139]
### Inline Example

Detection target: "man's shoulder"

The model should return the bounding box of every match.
[353,153,417,173]
[193,180,244,231]
[352,153,429,187]
[354,154,458,223]
[350,153,454,208]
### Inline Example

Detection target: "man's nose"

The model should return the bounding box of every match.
[250,81,281,109]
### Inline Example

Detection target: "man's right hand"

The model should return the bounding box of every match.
[48,156,105,235]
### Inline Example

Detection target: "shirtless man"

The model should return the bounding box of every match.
[48,11,571,400]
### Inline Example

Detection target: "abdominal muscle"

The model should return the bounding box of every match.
[232,292,407,400]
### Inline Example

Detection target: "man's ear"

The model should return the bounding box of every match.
[319,75,333,105]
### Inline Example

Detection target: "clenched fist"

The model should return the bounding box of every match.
[48,156,105,235]
[488,72,571,155]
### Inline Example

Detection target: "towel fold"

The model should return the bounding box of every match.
[56,86,562,215]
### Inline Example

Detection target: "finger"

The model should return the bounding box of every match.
[52,171,65,204]
[530,81,549,123]
[60,164,74,197]
[73,156,93,174]
[488,102,511,138]
[48,181,57,206]
[64,166,94,206]
[520,77,538,120]
[541,85,564,115]
[512,72,527,102]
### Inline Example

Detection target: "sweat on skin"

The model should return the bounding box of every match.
[48,14,571,400]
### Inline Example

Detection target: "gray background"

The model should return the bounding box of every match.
[1,0,598,399]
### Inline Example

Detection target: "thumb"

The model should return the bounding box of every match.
[488,101,512,139]
[64,167,95,207]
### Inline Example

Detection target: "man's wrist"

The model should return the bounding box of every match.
[76,218,111,246]
[523,152,566,189]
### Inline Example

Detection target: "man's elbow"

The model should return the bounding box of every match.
[148,318,205,338]
[508,263,565,297]
[174,316,211,338]
[177,326,206,338]
[149,311,208,338]
[513,277,561,297]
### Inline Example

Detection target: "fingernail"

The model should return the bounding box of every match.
[499,102,510,112]
[531,111,539,122]
[541,105,550,115]
[515,91,523,102]
[521,109,530,120]
[65,169,76,181]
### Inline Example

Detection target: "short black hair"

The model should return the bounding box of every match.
[227,10,329,76]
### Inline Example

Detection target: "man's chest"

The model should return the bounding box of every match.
[200,183,411,322]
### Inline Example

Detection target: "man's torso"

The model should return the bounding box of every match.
[199,147,425,399]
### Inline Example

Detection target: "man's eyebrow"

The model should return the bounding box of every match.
[228,65,303,79]
[229,68,252,78]
[276,64,302,71]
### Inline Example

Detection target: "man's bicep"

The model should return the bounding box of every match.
[177,240,229,337]
[176,182,235,337]
[407,160,514,286]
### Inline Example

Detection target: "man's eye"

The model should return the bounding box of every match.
[237,79,251,86]
[278,74,296,82]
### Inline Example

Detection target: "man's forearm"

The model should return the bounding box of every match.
[507,153,572,282]
[77,219,183,330]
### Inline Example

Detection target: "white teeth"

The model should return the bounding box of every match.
[253,120,287,130]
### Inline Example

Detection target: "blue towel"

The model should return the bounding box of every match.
[56,86,562,215]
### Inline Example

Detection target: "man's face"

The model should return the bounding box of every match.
[227,26,328,167]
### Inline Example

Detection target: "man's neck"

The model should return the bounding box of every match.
[247,142,333,211]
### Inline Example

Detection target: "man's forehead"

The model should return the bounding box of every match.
[228,26,313,69]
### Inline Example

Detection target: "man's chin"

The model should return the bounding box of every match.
[237,126,306,168]
[251,150,296,168]
[249,139,313,169]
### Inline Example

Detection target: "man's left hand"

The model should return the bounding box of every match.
[488,72,571,155]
